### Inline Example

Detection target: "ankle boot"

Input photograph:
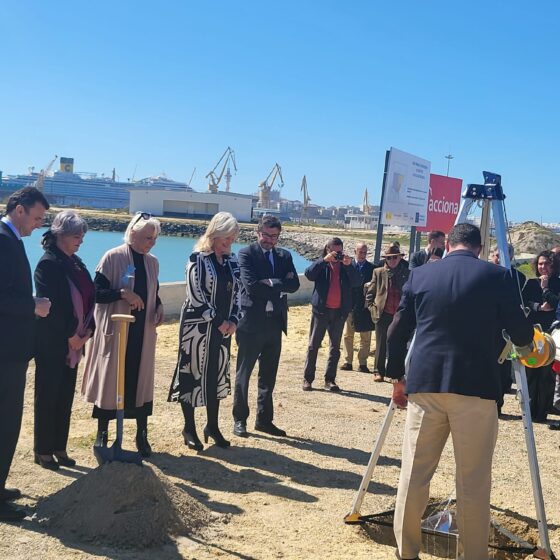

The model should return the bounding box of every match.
[135,430,152,457]
[94,430,108,448]
[182,429,204,451]
[203,426,230,448]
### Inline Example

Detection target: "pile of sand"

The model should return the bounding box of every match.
[35,462,214,548]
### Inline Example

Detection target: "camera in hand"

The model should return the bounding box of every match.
[335,251,344,261]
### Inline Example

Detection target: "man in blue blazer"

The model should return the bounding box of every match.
[386,223,533,560]
[0,187,50,521]
[233,215,300,438]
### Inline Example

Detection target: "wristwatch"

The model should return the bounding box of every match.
[389,376,406,384]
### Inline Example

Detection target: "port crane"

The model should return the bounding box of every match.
[300,175,310,223]
[257,163,284,209]
[34,155,58,192]
[206,147,237,193]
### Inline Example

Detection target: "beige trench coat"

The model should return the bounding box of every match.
[81,244,159,410]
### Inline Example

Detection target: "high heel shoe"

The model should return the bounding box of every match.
[182,429,203,451]
[203,426,230,448]
[34,453,60,471]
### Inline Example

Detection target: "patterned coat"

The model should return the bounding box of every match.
[168,251,243,407]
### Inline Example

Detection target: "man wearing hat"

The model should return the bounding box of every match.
[365,244,409,382]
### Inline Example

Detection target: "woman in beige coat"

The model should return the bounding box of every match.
[82,213,163,457]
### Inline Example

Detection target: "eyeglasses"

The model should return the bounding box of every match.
[132,212,152,226]
[260,232,280,240]
[385,255,400,260]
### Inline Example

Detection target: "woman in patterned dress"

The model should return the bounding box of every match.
[168,212,243,450]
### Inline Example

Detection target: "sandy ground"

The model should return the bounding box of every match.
[1,305,559,560]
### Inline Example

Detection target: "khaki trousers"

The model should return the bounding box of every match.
[394,393,498,560]
[343,313,372,366]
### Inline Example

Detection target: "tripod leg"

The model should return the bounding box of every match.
[513,361,553,557]
[344,400,397,523]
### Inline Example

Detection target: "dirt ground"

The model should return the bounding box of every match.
[1,305,559,560]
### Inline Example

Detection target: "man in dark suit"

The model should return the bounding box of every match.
[386,223,533,560]
[340,242,375,373]
[0,187,51,521]
[408,230,445,269]
[233,215,300,437]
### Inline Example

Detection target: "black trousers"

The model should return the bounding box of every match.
[303,308,346,383]
[34,360,77,455]
[374,312,394,375]
[0,361,28,489]
[233,321,282,424]
[526,365,555,422]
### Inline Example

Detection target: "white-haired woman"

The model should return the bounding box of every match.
[82,212,163,457]
[34,211,95,469]
[168,212,244,450]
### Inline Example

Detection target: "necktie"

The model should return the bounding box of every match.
[265,251,274,275]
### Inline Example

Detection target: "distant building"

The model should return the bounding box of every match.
[129,188,254,222]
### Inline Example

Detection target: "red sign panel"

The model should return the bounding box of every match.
[417,173,463,233]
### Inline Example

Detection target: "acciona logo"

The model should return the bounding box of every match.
[428,197,459,214]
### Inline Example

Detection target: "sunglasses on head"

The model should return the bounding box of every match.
[386,255,400,260]
[132,212,152,226]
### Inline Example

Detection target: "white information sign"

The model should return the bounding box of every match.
[381,147,431,227]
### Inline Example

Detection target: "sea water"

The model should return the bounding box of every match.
[23,229,310,283]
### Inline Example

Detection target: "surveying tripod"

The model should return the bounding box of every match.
[344,172,556,559]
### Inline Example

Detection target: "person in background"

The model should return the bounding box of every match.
[489,243,527,415]
[386,223,533,560]
[34,211,94,470]
[426,247,444,262]
[340,242,375,373]
[0,186,50,522]
[168,212,243,449]
[521,250,560,422]
[233,215,299,437]
[82,212,163,457]
[303,237,361,392]
[365,244,410,382]
[409,230,445,269]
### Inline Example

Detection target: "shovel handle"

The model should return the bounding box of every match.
[111,314,136,410]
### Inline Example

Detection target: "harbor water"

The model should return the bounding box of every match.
[23,229,311,282]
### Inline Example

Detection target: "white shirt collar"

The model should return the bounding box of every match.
[1,216,22,240]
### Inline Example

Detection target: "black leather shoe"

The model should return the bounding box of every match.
[233,420,248,437]
[0,488,21,502]
[302,380,312,391]
[254,422,287,437]
[324,381,341,392]
[358,365,371,373]
[136,430,152,457]
[34,453,59,471]
[340,363,353,371]
[203,426,230,448]
[54,453,76,467]
[94,430,108,448]
[0,502,26,522]
[182,429,204,451]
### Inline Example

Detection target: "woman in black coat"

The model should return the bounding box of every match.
[521,250,560,422]
[34,211,94,469]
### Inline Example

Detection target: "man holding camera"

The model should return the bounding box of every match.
[386,223,533,560]
[303,237,362,392]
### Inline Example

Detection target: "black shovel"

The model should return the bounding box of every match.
[93,314,142,466]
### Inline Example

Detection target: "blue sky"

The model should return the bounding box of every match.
[1,1,558,222]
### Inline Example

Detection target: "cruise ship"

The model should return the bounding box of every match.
[0,157,194,209]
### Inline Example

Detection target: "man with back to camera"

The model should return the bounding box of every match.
[0,186,51,521]
[408,230,445,270]
[303,237,362,392]
[340,242,376,373]
[386,223,533,560]
[233,215,300,438]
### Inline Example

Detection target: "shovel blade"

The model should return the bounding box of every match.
[93,440,142,466]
